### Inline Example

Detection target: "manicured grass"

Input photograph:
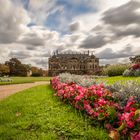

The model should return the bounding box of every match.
[0,85,109,140]
[0,77,52,85]
[1,76,139,86]
[97,76,140,84]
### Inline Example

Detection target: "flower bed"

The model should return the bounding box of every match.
[123,63,140,77]
[51,76,140,140]
[59,73,96,87]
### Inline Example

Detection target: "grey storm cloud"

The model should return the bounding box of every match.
[0,0,30,44]
[35,52,51,57]
[102,1,140,26]
[89,0,140,45]
[26,45,38,50]
[32,58,48,68]
[35,59,47,65]
[70,34,80,42]
[41,53,51,57]
[9,51,31,59]
[18,32,45,46]
[91,25,103,32]
[69,21,80,32]
[110,24,140,38]
[79,35,106,49]
[102,0,140,39]
[99,58,128,65]
[96,46,134,59]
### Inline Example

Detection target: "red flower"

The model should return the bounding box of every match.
[75,95,83,101]
[98,98,107,106]
[132,64,140,70]
[131,132,140,140]
[105,123,113,130]
[126,121,134,128]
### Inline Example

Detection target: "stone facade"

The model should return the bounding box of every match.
[48,51,100,76]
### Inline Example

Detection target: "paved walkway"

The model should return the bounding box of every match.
[0,81,50,101]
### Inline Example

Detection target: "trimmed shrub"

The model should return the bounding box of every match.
[102,64,130,77]
[123,69,134,77]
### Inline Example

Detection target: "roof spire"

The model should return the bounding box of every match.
[56,50,58,55]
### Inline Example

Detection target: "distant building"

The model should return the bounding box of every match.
[48,51,100,76]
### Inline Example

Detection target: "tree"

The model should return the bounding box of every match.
[129,55,140,63]
[31,67,44,76]
[5,58,29,76]
[0,64,10,76]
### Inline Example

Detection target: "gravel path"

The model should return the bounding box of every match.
[0,81,50,101]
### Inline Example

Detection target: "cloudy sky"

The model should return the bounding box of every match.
[0,0,140,69]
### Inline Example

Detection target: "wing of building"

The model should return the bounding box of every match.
[48,51,100,76]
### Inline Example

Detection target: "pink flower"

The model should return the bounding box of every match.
[75,95,83,101]
[57,89,65,96]
[136,115,140,122]
[122,128,128,135]
[98,98,107,106]
[83,100,88,105]
[125,96,136,112]
[92,112,99,117]
[126,121,134,128]
[130,108,136,112]
[96,90,103,97]
[131,132,140,140]
[83,101,94,115]
[105,123,113,130]
[132,64,140,70]
[121,113,131,122]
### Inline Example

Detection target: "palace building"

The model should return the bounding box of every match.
[48,51,100,76]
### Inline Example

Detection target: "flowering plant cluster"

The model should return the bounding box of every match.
[109,81,140,106]
[51,76,140,140]
[131,64,140,70]
[59,73,96,87]
[123,63,140,77]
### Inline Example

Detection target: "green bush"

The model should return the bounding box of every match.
[134,69,140,76]
[123,69,134,77]
[102,64,130,77]
[122,63,140,77]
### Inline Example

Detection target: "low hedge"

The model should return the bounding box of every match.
[102,64,130,77]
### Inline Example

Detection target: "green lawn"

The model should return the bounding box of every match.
[0,77,52,85]
[0,85,109,140]
[1,76,140,86]
[97,76,140,84]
